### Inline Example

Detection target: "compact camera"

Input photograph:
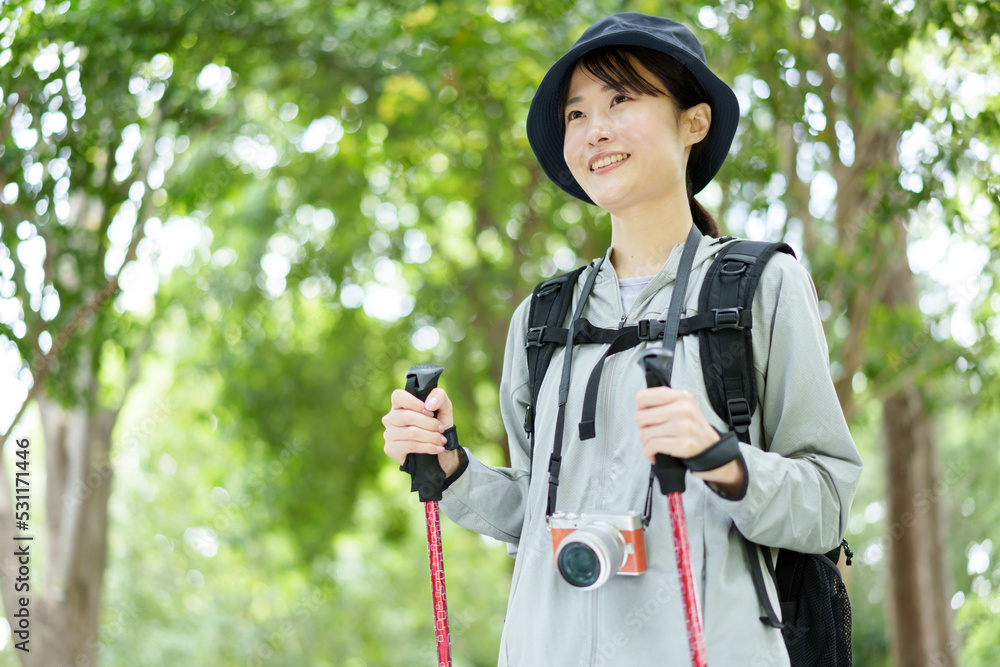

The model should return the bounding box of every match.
[548,510,648,590]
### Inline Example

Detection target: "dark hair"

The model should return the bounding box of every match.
[559,45,721,238]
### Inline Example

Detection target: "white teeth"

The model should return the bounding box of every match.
[591,153,629,170]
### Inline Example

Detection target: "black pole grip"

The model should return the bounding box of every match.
[403,364,447,502]
[405,364,444,403]
[639,350,686,495]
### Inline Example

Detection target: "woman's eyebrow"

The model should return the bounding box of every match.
[564,83,619,108]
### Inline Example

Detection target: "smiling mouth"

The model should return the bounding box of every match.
[590,153,630,171]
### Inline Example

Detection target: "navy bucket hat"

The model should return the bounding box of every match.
[526,12,739,202]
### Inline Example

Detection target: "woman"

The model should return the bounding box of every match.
[382,13,862,665]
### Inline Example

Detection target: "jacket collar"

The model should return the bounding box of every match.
[595,230,725,290]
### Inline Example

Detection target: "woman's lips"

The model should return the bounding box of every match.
[589,152,630,173]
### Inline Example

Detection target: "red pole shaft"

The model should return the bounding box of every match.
[668,492,708,667]
[425,500,452,667]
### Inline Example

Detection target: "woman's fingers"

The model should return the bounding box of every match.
[389,387,455,427]
[390,388,430,412]
[635,387,718,461]
[383,389,452,465]
[422,387,454,428]
[382,401,444,432]
[635,401,695,432]
[639,430,688,460]
[635,386,694,409]
[383,426,448,465]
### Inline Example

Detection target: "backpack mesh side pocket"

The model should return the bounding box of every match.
[780,552,852,667]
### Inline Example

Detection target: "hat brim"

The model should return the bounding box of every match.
[526,29,739,203]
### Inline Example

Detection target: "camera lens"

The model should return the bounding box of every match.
[555,522,627,590]
[558,542,601,588]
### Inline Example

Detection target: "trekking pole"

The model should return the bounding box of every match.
[639,349,708,667]
[403,364,453,667]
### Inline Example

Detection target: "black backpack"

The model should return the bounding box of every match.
[523,236,852,667]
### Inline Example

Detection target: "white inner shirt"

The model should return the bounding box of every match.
[618,275,656,315]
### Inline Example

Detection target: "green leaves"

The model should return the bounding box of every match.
[2,0,998,663]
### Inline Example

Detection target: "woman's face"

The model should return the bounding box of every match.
[562,58,709,215]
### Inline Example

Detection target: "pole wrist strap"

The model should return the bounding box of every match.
[683,429,741,472]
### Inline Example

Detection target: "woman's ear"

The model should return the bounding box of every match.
[684,103,712,147]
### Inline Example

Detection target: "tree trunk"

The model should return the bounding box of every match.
[879,218,958,667]
[882,387,957,666]
[0,391,117,667]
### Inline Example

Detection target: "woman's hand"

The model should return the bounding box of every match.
[634,387,744,495]
[382,387,462,478]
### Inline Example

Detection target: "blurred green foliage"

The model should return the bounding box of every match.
[0,0,998,664]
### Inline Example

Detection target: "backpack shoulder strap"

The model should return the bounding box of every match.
[699,240,822,631]
[696,239,796,444]
[524,265,588,443]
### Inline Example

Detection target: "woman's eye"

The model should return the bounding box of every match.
[612,94,631,105]
[566,110,584,122]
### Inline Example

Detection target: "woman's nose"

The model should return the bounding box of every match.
[586,114,615,146]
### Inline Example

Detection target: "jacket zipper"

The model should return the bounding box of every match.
[605,298,626,500]
[590,280,626,662]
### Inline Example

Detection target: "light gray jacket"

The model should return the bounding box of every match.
[440,232,863,666]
